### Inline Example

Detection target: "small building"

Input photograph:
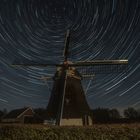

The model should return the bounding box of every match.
[2,107,35,123]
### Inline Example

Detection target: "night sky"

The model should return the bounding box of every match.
[0,0,140,111]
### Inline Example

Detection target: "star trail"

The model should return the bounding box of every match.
[0,0,140,111]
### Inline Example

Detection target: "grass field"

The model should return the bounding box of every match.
[0,123,140,140]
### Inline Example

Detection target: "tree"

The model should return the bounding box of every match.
[136,109,140,118]
[3,108,7,116]
[109,109,121,120]
[0,110,4,122]
[92,108,110,123]
[124,107,138,119]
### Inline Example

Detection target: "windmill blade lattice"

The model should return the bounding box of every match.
[77,64,128,75]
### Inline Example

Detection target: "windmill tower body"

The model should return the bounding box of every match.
[46,66,92,126]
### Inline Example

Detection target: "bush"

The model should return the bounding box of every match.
[0,124,140,140]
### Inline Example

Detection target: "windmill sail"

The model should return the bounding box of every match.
[67,60,128,74]
[11,60,62,67]
[63,29,70,61]
[67,60,128,66]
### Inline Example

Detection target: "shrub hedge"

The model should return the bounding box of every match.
[0,124,140,140]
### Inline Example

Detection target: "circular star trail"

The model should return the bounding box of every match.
[0,0,140,110]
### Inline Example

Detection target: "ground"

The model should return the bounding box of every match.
[0,123,140,140]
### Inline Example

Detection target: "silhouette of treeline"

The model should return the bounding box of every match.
[1,107,140,123]
[92,107,140,123]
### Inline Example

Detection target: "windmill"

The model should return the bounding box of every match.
[12,30,128,126]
